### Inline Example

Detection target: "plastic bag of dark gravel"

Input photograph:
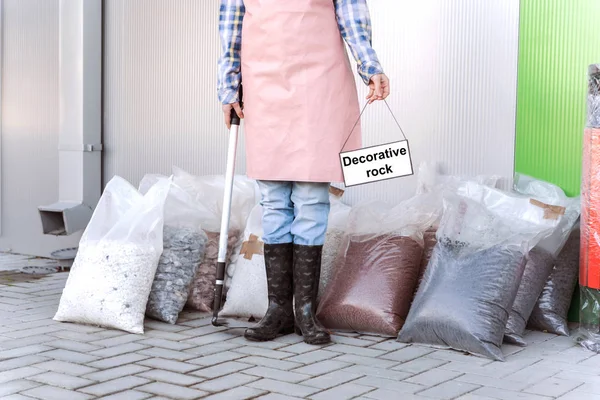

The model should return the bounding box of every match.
[399,185,559,361]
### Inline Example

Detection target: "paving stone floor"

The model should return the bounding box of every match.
[1,266,600,399]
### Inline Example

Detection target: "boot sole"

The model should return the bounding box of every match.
[244,325,295,342]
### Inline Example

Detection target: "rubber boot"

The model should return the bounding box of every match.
[293,244,331,345]
[244,243,295,341]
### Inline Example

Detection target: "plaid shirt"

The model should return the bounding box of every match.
[217,0,384,104]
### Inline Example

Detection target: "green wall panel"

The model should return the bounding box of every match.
[515,0,600,197]
[516,0,600,322]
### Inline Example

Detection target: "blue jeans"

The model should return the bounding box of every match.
[257,181,330,246]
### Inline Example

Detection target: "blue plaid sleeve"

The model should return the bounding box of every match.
[217,0,245,104]
[334,0,384,85]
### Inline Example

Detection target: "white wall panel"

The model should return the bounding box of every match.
[0,0,80,257]
[104,0,519,205]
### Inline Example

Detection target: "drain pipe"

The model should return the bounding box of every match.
[38,0,102,236]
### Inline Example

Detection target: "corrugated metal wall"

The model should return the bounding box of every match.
[103,0,520,205]
[515,0,600,197]
[0,0,80,257]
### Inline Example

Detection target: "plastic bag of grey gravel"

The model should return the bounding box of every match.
[139,177,209,324]
[54,176,170,334]
[512,174,582,336]
[399,183,559,361]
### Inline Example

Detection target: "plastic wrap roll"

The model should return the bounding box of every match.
[578,64,600,352]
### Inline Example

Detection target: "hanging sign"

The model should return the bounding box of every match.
[339,101,414,187]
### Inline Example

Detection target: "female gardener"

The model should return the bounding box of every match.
[217,0,390,345]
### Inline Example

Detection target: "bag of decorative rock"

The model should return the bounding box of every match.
[318,187,351,304]
[220,204,268,319]
[316,194,439,337]
[54,176,171,334]
[171,167,255,312]
[138,175,209,324]
[511,174,582,336]
[398,182,559,361]
[501,175,581,344]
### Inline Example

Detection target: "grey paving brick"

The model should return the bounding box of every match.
[331,354,398,368]
[82,364,151,382]
[37,349,99,364]
[472,386,554,400]
[89,353,150,369]
[90,334,143,347]
[137,346,197,361]
[178,325,230,337]
[0,345,53,360]
[236,356,303,371]
[455,373,530,392]
[2,326,61,339]
[136,369,204,386]
[393,357,449,374]
[0,380,41,396]
[248,378,320,398]
[0,393,38,400]
[0,356,50,372]
[301,368,364,390]
[43,339,102,353]
[144,320,190,332]
[228,337,289,350]
[233,346,296,360]
[29,371,95,390]
[79,376,152,396]
[418,380,480,400]
[501,363,560,384]
[524,377,583,398]
[455,395,499,400]
[96,390,153,400]
[326,344,386,358]
[406,368,463,387]
[380,346,435,363]
[244,366,311,383]
[143,330,194,341]
[286,350,342,364]
[291,359,350,376]
[135,338,195,351]
[183,331,238,346]
[192,361,254,378]
[330,336,374,347]
[186,342,240,356]
[89,343,149,358]
[363,389,428,400]
[279,342,329,354]
[310,382,374,400]
[355,375,423,392]
[188,351,245,366]
[32,360,98,376]
[193,372,259,392]
[367,340,409,351]
[343,364,413,380]
[21,385,93,400]
[557,391,600,400]
[273,334,304,345]
[47,330,104,342]
[202,386,268,400]
[256,394,304,400]
[427,350,495,365]
[0,367,44,384]
[0,335,55,350]
[136,357,200,374]
[137,382,208,400]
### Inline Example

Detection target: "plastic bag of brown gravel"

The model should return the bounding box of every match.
[187,229,240,312]
[316,196,438,337]
[54,177,171,334]
[399,185,559,361]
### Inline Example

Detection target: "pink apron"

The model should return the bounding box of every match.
[241,0,362,183]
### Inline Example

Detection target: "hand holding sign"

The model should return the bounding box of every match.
[340,100,414,187]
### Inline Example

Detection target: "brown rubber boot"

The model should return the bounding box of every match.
[244,243,295,341]
[293,244,331,345]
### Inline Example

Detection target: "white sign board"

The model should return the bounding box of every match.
[340,140,414,187]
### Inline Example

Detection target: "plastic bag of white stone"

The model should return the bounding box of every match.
[399,183,559,361]
[138,176,209,324]
[221,204,268,319]
[54,176,170,334]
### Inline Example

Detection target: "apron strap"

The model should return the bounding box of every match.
[340,99,408,152]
